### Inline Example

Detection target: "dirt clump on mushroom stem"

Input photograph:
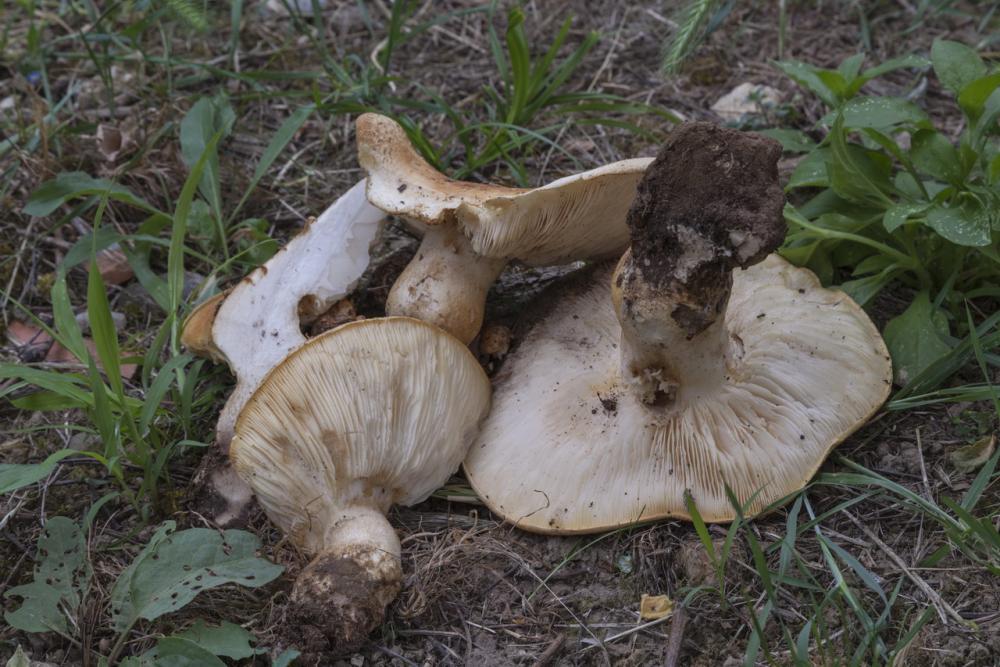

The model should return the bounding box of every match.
[613,122,786,406]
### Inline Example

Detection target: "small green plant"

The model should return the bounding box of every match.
[0,97,309,513]
[3,516,286,665]
[774,41,999,386]
[363,5,675,185]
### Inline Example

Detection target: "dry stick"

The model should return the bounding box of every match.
[531,633,566,667]
[843,511,968,626]
[664,605,688,667]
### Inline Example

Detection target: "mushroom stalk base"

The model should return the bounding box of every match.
[387,224,506,344]
[284,506,402,655]
[612,250,740,408]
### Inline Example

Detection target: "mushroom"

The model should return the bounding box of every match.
[181,179,385,524]
[229,317,491,652]
[356,112,653,343]
[464,123,892,533]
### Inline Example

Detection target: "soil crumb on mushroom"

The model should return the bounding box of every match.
[624,122,786,336]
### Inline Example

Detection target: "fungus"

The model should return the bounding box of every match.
[229,317,491,652]
[464,123,892,532]
[180,180,385,524]
[356,112,652,343]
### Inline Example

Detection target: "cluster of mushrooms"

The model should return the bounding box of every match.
[182,115,892,653]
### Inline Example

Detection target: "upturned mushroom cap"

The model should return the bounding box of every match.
[187,179,386,449]
[230,316,491,650]
[464,257,891,532]
[464,123,892,533]
[358,113,652,264]
[180,291,228,362]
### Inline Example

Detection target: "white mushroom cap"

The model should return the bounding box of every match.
[357,113,651,343]
[464,256,891,533]
[231,316,491,551]
[188,179,385,449]
[358,112,651,263]
[230,316,491,649]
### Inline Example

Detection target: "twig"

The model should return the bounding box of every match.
[665,604,688,667]
[844,511,968,626]
[375,645,419,666]
[530,633,565,667]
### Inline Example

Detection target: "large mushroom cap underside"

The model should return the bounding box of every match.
[465,255,891,534]
[357,112,652,264]
[231,317,491,553]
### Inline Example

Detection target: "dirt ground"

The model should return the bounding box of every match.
[2,1,998,665]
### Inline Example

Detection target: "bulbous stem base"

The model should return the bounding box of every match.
[281,507,402,658]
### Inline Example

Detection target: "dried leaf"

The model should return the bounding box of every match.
[640,593,674,620]
[950,434,996,473]
[85,243,134,285]
[6,320,53,360]
[44,339,138,380]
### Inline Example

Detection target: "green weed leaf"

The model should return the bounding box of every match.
[758,128,815,153]
[883,291,952,385]
[831,96,928,130]
[0,449,78,495]
[175,620,259,659]
[883,202,930,233]
[110,521,282,632]
[926,203,992,246]
[144,637,227,666]
[180,96,235,224]
[4,517,90,636]
[24,172,160,217]
[930,39,986,94]
[910,129,963,185]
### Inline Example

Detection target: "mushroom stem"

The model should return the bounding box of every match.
[287,505,402,652]
[610,122,787,408]
[612,249,737,406]
[386,224,506,344]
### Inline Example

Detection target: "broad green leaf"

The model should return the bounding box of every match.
[824,96,928,129]
[883,291,952,385]
[828,121,894,205]
[758,128,815,153]
[838,53,865,83]
[910,129,963,184]
[179,96,235,222]
[145,638,227,667]
[787,148,829,189]
[931,39,986,94]
[5,647,30,667]
[926,203,992,246]
[110,522,283,632]
[35,516,89,606]
[883,202,930,232]
[773,60,839,106]
[3,582,68,634]
[958,72,1000,121]
[0,449,78,494]
[856,54,930,86]
[273,649,301,667]
[4,517,90,636]
[851,253,893,276]
[24,172,158,217]
[175,620,258,659]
